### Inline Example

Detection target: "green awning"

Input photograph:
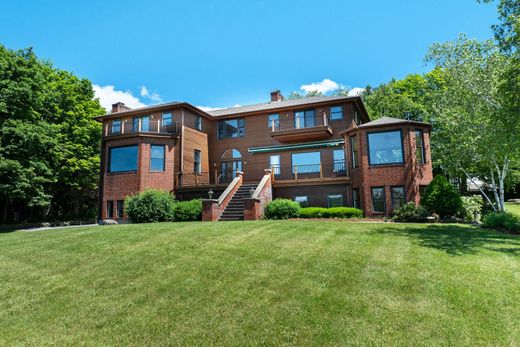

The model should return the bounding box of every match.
[248,139,344,154]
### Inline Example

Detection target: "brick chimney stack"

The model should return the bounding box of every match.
[270,90,284,102]
[111,102,131,113]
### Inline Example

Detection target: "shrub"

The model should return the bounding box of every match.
[392,202,429,222]
[173,199,202,221]
[483,212,520,233]
[421,175,463,218]
[460,195,483,221]
[124,190,175,223]
[299,207,363,219]
[264,199,301,220]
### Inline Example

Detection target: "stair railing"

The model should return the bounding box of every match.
[243,169,273,220]
[202,171,243,221]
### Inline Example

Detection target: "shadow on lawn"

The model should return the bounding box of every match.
[375,224,520,256]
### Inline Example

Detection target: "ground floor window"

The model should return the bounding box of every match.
[116,200,124,218]
[328,194,343,207]
[106,200,114,219]
[194,150,201,174]
[371,187,386,213]
[391,186,405,210]
[352,189,360,209]
[294,196,308,207]
[419,185,427,199]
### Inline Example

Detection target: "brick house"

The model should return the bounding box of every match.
[96,91,432,221]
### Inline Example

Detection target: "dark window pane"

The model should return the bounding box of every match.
[415,130,425,163]
[218,119,245,139]
[194,150,201,173]
[351,136,358,168]
[294,110,315,128]
[391,186,405,210]
[328,194,343,207]
[150,145,165,171]
[294,196,308,207]
[195,116,202,130]
[352,189,360,209]
[371,187,386,213]
[117,200,124,218]
[162,113,172,126]
[368,131,403,165]
[109,145,138,172]
[106,200,114,218]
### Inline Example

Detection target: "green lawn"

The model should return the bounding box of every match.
[506,202,520,216]
[1,221,519,346]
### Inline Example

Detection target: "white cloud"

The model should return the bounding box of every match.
[140,85,162,103]
[348,87,365,97]
[196,104,242,112]
[93,85,147,112]
[300,78,340,94]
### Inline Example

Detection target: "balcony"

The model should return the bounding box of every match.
[103,120,178,137]
[271,161,349,186]
[270,113,333,143]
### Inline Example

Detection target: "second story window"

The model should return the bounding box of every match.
[350,136,358,168]
[294,110,315,128]
[330,106,343,120]
[162,112,172,126]
[333,149,346,173]
[150,145,165,172]
[292,151,321,174]
[354,111,361,125]
[108,145,138,173]
[218,118,245,139]
[415,129,425,164]
[133,116,150,132]
[111,119,121,134]
[195,116,202,131]
[367,130,404,165]
[268,114,279,130]
[194,150,201,174]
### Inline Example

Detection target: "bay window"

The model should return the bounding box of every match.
[367,130,403,165]
[108,145,138,173]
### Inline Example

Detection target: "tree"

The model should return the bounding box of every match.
[0,45,104,222]
[425,34,519,212]
[479,0,520,53]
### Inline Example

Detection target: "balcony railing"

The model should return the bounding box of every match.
[270,113,329,132]
[104,120,178,137]
[271,161,347,181]
[176,172,211,187]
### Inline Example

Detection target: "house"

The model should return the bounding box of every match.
[96,91,432,221]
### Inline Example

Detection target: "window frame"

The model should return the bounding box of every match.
[367,129,404,166]
[116,200,124,218]
[291,151,321,174]
[195,116,202,131]
[350,135,358,168]
[415,129,426,164]
[269,154,281,176]
[194,149,201,174]
[294,109,315,128]
[371,186,386,213]
[217,118,245,139]
[327,194,343,207]
[108,145,138,173]
[268,114,279,130]
[352,188,360,209]
[294,195,309,207]
[150,144,165,172]
[330,106,343,121]
[354,110,361,125]
[106,200,114,219]
[111,119,121,134]
[333,148,346,173]
[390,186,406,211]
[162,112,173,126]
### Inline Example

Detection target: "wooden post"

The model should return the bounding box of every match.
[105,123,108,136]
[323,112,327,126]
[271,119,275,132]
[157,120,161,133]
[296,116,300,129]
[138,118,142,132]
[214,169,218,184]
[294,166,298,180]
[319,162,323,180]
[121,120,125,134]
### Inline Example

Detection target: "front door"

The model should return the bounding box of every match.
[220,160,242,183]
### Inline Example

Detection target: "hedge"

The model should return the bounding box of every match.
[299,207,363,219]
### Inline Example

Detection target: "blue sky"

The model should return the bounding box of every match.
[1,0,498,111]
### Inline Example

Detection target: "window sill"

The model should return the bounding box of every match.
[107,171,138,175]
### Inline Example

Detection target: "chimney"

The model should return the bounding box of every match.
[111,102,131,113]
[270,90,284,102]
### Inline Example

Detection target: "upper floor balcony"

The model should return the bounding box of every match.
[103,119,178,138]
[270,111,333,143]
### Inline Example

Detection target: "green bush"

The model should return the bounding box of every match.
[264,199,301,220]
[173,199,202,221]
[483,212,520,233]
[392,202,429,222]
[124,190,175,223]
[460,195,483,221]
[421,175,463,218]
[299,207,363,218]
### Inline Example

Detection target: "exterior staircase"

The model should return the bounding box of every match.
[219,183,258,221]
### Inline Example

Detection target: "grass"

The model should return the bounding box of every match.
[1,221,519,346]
[506,202,520,217]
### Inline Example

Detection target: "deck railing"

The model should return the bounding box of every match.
[104,120,178,137]
[270,161,347,181]
[270,112,329,132]
[176,172,211,187]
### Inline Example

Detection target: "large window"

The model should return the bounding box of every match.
[352,189,360,209]
[328,194,343,207]
[371,187,386,213]
[111,119,121,134]
[333,149,346,173]
[415,130,425,164]
[106,200,114,219]
[350,136,358,168]
[150,145,165,172]
[133,115,150,132]
[218,118,245,139]
[268,114,279,129]
[162,112,172,126]
[367,130,404,165]
[391,186,405,210]
[292,151,321,174]
[194,150,201,174]
[270,155,280,176]
[294,110,315,128]
[330,106,343,120]
[294,196,308,207]
[109,145,138,173]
